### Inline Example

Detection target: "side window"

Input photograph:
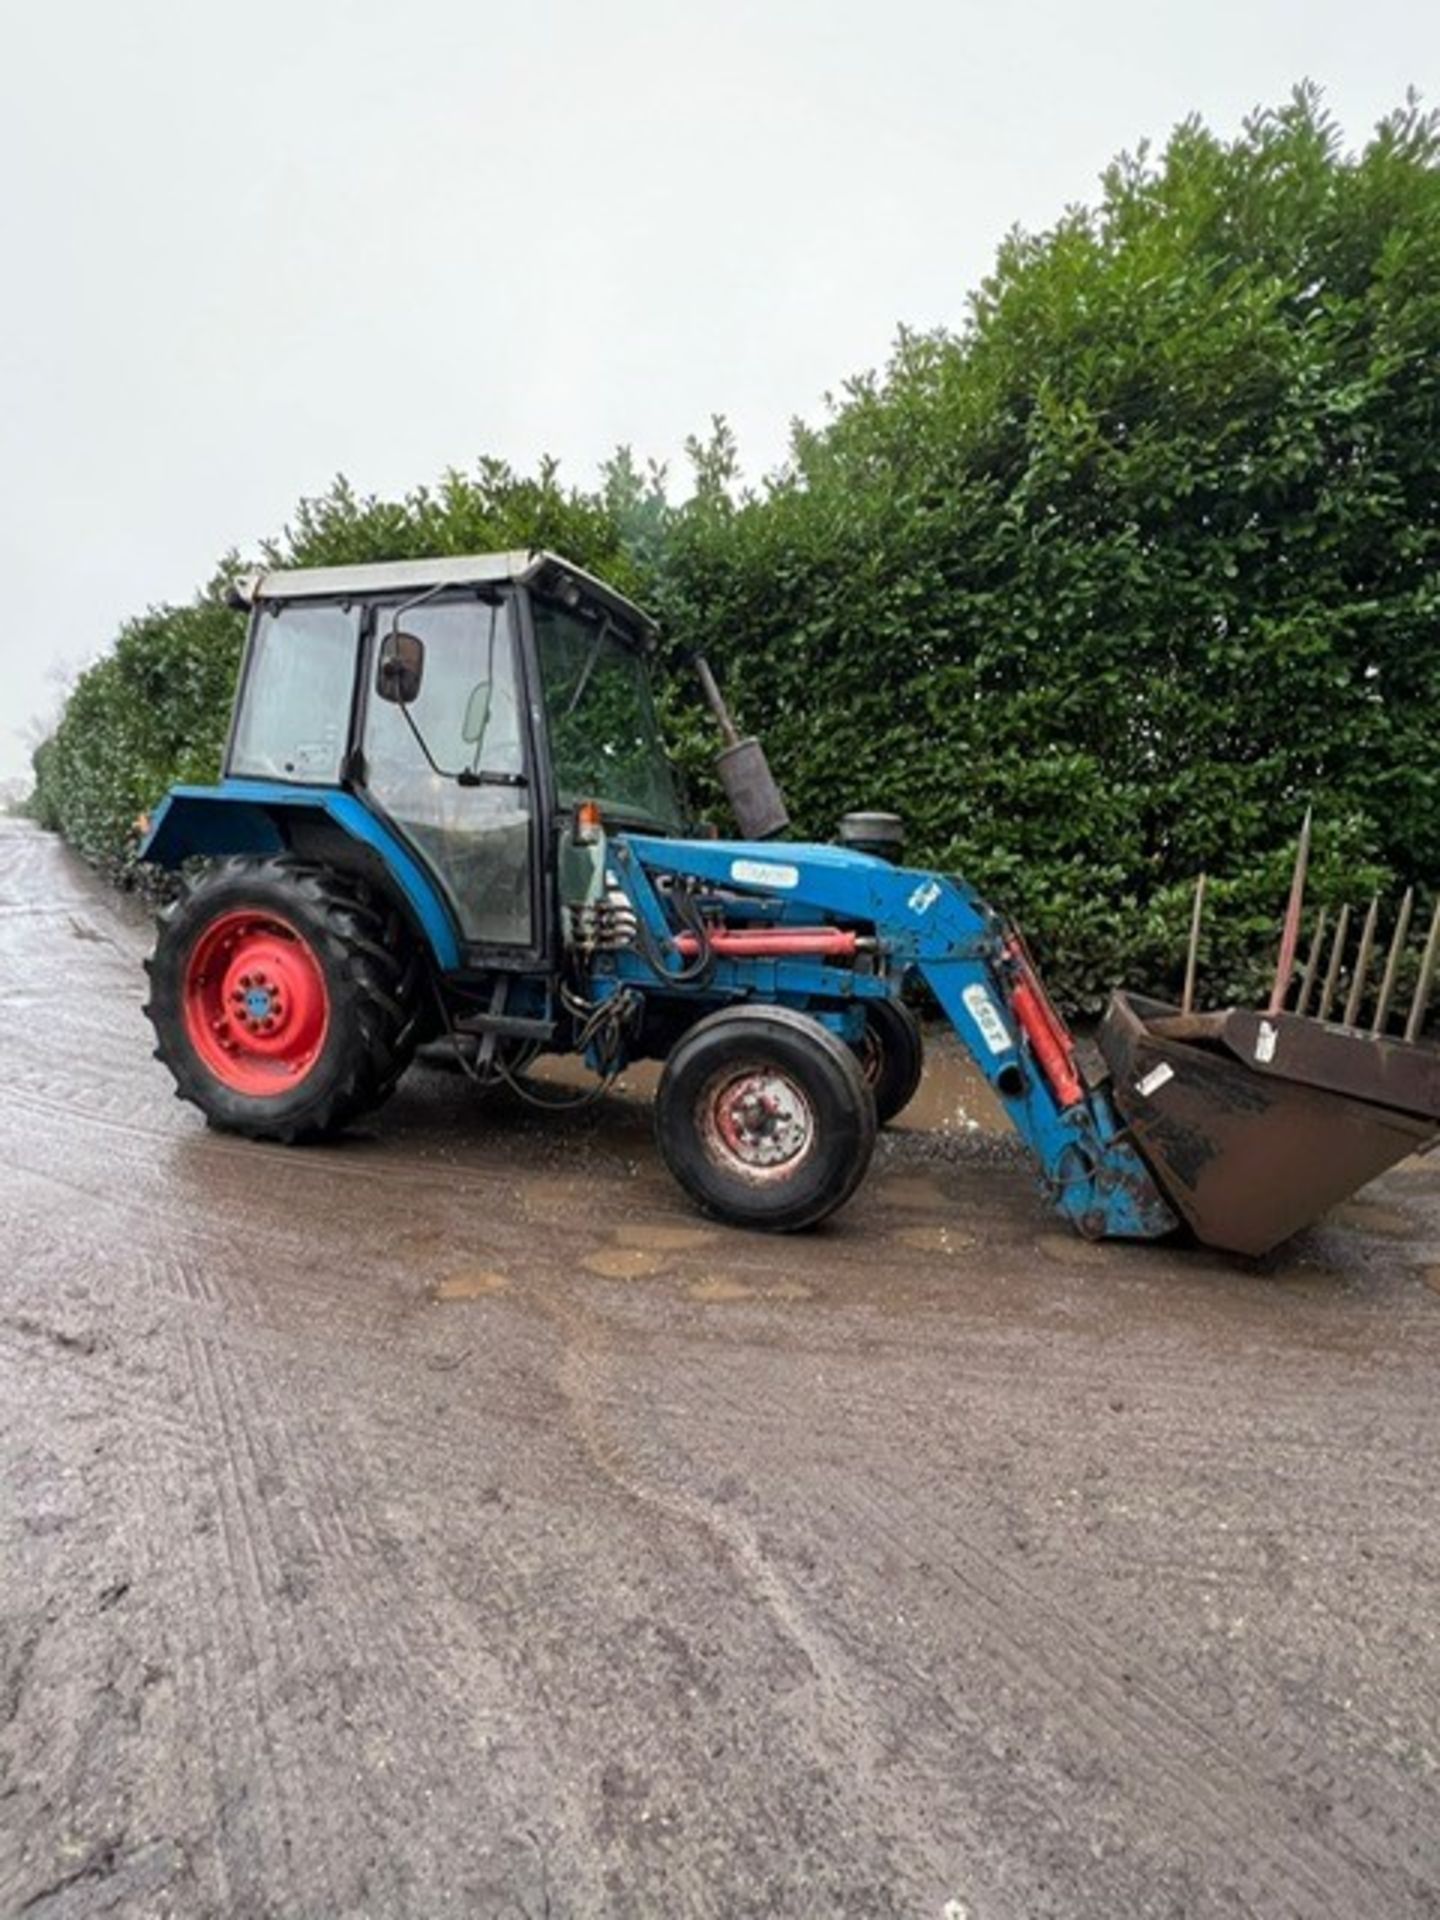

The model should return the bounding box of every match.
[229,604,359,783]
[365,598,524,782]
[364,597,533,946]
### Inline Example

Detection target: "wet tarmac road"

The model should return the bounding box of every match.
[2,816,1439,1919]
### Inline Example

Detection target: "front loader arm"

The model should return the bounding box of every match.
[618,836,1177,1242]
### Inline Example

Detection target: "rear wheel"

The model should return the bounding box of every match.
[655,1006,877,1232]
[144,857,424,1142]
[858,998,925,1124]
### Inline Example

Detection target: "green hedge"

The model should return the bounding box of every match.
[30,90,1440,1010]
[30,594,245,876]
[653,90,1440,1007]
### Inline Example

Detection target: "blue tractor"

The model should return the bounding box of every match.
[139,552,1439,1251]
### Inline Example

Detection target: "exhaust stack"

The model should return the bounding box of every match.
[691,655,791,841]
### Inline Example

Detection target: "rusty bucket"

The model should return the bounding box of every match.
[1099,992,1440,1256]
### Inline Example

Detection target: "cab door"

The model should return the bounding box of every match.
[361,593,536,950]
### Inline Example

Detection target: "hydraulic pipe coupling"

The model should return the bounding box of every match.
[567,890,639,953]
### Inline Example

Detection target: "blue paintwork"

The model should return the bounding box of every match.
[138,780,464,970]
[612,832,1176,1243]
[139,782,1175,1242]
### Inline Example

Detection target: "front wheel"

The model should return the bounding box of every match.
[858,998,925,1125]
[655,1006,877,1232]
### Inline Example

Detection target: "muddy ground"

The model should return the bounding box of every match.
[1,817,1438,1919]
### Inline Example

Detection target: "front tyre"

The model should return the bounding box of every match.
[655,1006,877,1232]
[858,998,925,1125]
[144,856,422,1143]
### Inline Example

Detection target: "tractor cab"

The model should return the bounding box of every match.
[221,550,685,958]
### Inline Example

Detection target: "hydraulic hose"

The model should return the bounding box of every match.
[633,884,715,986]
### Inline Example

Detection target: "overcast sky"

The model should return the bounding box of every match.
[0,0,1434,782]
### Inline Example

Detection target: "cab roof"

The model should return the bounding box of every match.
[229,549,657,638]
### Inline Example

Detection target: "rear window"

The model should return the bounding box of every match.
[229,604,359,783]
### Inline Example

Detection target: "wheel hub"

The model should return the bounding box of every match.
[182,910,330,1096]
[702,1068,816,1180]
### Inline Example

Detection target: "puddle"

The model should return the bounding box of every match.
[582,1247,664,1280]
[1328,1201,1413,1238]
[688,1277,756,1303]
[880,1175,950,1212]
[433,1269,510,1301]
[520,1028,1008,1141]
[1276,1266,1347,1293]
[1036,1233,1110,1268]
[894,1036,1007,1136]
[516,1177,586,1223]
[685,1275,812,1304]
[894,1224,977,1256]
[612,1223,716,1252]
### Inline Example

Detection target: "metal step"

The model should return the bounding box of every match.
[451,1012,556,1042]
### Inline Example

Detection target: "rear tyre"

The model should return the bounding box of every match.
[858,998,925,1125]
[144,856,424,1143]
[655,1005,877,1232]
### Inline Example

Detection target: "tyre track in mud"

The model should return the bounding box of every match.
[535,1298,1440,1917]
[532,1281,923,1912]
[4,819,1440,1918]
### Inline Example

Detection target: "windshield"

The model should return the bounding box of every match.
[534,600,685,829]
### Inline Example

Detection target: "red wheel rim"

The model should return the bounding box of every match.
[182,909,330,1097]
[697,1065,816,1185]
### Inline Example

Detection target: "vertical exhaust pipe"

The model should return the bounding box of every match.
[691,654,791,841]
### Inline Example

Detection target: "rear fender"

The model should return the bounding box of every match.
[139,781,462,970]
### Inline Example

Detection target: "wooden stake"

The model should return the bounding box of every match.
[1268,808,1313,1016]
[1343,896,1380,1028]
[1404,897,1440,1045]
[1316,904,1351,1025]
[1372,887,1414,1036]
[1295,908,1328,1018]
[1181,873,1207,1016]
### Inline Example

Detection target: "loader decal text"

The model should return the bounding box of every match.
[961,983,1011,1057]
[731,859,799,890]
[908,879,942,916]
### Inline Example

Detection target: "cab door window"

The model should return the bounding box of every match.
[363,597,532,947]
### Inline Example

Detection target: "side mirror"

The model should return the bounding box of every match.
[376,630,425,705]
[461,680,491,744]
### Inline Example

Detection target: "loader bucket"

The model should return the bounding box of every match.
[1098,992,1440,1257]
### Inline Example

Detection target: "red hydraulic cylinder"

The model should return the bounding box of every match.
[673,928,859,960]
[1004,941,1085,1108]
